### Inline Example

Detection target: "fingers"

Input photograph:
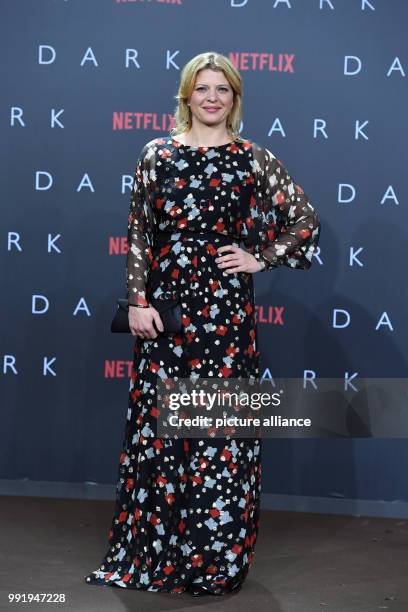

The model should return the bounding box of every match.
[141,323,158,339]
[128,307,160,340]
[134,311,164,338]
[129,322,158,340]
[216,245,241,262]
[139,312,163,338]
[217,245,239,254]
[131,327,158,340]
[216,246,257,273]
[216,255,240,266]
[216,250,243,272]
[153,311,164,333]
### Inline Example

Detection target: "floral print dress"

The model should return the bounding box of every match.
[84,135,321,596]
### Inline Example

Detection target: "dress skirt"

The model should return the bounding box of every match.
[85,229,262,596]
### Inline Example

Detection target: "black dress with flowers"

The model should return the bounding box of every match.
[84,135,321,596]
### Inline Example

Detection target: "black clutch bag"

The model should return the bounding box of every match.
[111,297,183,335]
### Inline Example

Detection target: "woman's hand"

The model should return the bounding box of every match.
[215,245,263,274]
[128,305,164,339]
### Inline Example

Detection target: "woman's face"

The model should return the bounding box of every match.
[187,68,234,132]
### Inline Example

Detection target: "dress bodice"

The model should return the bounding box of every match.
[126,135,321,307]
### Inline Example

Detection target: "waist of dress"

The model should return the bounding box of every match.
[153,229,240,247]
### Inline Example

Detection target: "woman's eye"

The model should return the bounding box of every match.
[196,87,229,92]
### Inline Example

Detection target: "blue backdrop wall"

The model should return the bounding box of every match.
[1,0,407,515]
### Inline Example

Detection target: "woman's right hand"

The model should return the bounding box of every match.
[128,306,164,339]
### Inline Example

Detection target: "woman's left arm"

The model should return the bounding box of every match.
[243,145,321,271]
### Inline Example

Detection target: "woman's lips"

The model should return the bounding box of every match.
[203,107,220,113]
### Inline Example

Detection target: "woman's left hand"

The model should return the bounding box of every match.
[215,245,263,274]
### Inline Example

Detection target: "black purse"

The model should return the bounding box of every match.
[111,297,183,335]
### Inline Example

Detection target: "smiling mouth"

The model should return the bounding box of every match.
[203,107,221,111]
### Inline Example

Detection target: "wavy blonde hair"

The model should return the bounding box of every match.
[170,51,246,144]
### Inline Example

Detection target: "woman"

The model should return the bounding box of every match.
[85,51,321,596]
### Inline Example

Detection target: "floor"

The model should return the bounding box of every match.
[1,496,408,612]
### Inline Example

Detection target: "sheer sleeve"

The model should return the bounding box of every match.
[242,144,321,271]
[126,142,156,307]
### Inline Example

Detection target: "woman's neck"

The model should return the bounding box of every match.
[179,127,233,147]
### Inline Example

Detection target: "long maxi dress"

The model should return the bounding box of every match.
[84,134,321,596]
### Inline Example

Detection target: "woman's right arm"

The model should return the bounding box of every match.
[126,143,163,338]
[126,143,155,307]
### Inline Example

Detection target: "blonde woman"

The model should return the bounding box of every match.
[85,51,321,596]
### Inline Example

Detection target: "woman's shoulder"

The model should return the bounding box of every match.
[134,137,168,170]
[138,137,162,157]
[141,134,177,151]
[247,139,275,159]
[242,139,279,174]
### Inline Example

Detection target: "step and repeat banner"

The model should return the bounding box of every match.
[1,0,407,502]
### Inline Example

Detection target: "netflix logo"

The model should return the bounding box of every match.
[229,52,295,72]
[255,305,284,326]
[109,237,128,255]
[104,360,133,379]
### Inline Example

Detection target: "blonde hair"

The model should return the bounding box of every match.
[170,51,247,144]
